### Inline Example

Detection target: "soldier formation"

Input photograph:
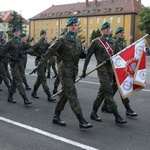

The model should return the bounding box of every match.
[0,17,138,129]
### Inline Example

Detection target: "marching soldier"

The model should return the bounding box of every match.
[39,17,93,129]
[19,33,31,90]
[31,30,56,102]
[101,27,138,117]
[81,22,127,124]
[5,26,31,105]
[0,31,11,91]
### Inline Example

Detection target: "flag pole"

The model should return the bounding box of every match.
[52,60,108,97]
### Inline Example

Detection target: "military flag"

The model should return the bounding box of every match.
[111,36,147,99]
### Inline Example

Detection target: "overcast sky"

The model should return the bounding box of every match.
[0,0,149,19]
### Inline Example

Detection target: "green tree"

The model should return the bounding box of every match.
[7,11,25,38]
[90,29,101,42]
[137,7,150,34]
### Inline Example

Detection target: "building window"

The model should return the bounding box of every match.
[46,21,48,25]
[83,29,86,34]
[110,17,113,23]
[103,8,111,13]
[96,17,99,24]
[83,18,86,24]
[89,28,93,34]
[60,20,63,25]
[56,29,58,34]
[73,11,80,15]
[48,13,54,16]
[50,29,53,34]
[117,16,120,23]
[50,21,53,26]
[64,11,71,15]
[93,9,100,13]
[115,7,123,12]
[56,20,58,25]
[83,10,90,14]
[89,18,92,24]
[103,17,106,23]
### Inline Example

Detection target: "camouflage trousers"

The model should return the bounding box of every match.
[9,63,26,96]
[55,70,82,115]
[33,66,49,91]
[93,70,117,111]
[0,62,10,88]
[47,57,57,76]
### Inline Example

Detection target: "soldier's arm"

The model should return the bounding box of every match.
[40,38,63,65]
[82,40,96,72]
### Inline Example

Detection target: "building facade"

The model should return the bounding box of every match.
[29,0,145,46]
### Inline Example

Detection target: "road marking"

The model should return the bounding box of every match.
[0,117,99,150]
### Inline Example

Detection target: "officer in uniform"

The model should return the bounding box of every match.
[0,31,11,91]
[40,18,93,129]
[101,27,138,117]
[81,22,127,124]
[5,26,31,105]
[31,30,56,102]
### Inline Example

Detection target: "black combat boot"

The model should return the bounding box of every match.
[45,90,56,102]
[101,100,113,113]
[21,95,32,105]
[31,88,39,98]
[7,92,16,103]
[46,72,50,78]
[23,81,31,90]
[52,110,66,126]
[113,109,127,124]
[76,113,93,129]
[124,103,138,117]
[53,85,58,94]
[90,106,101,122]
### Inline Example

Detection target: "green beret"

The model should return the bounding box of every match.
[101,22,110,30]
[66,17,78,26]
[0,31,4,36]
[115,27,124,34]
[40,30,46,35]
[60,29,66,36]
[12,26,20,33]
[21,33,27,38]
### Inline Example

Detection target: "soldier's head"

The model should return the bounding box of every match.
[12,26,21,37]
[115,27,124,39]
[21,33,28,41]
[100,22,111,35]
[66,17,79,33]
[60,29,66,36]
[40,29,47,39]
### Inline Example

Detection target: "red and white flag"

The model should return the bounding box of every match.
[111,39,146,99]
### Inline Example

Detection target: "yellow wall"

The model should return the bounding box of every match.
[29,13,145,46]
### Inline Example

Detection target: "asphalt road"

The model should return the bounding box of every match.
[0,55,150,150]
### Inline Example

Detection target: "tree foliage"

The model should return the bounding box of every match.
[7,11,25,38]
[137,7,150,34]
[90,29,101,42]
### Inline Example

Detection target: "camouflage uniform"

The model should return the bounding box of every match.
[40,29,92,128]
[0,37,11,90]
[82,22,127,124]
[5,27,31,105]
[30,35,55,102]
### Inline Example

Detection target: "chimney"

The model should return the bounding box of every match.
[94,0,98,5]
[86,0,89,6]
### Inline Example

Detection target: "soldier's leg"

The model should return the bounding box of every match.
[7,80,16,103]
[10,66,31,105]
[4,62,12,83]
[121,96,138,117]
[51,61,57,78]
[18,63,31,90]
[46,60,51,78]
[53,74,60,94]
[53,76,92,128]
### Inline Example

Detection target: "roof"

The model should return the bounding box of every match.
[29,0,144,20]
[0,10,29,24]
